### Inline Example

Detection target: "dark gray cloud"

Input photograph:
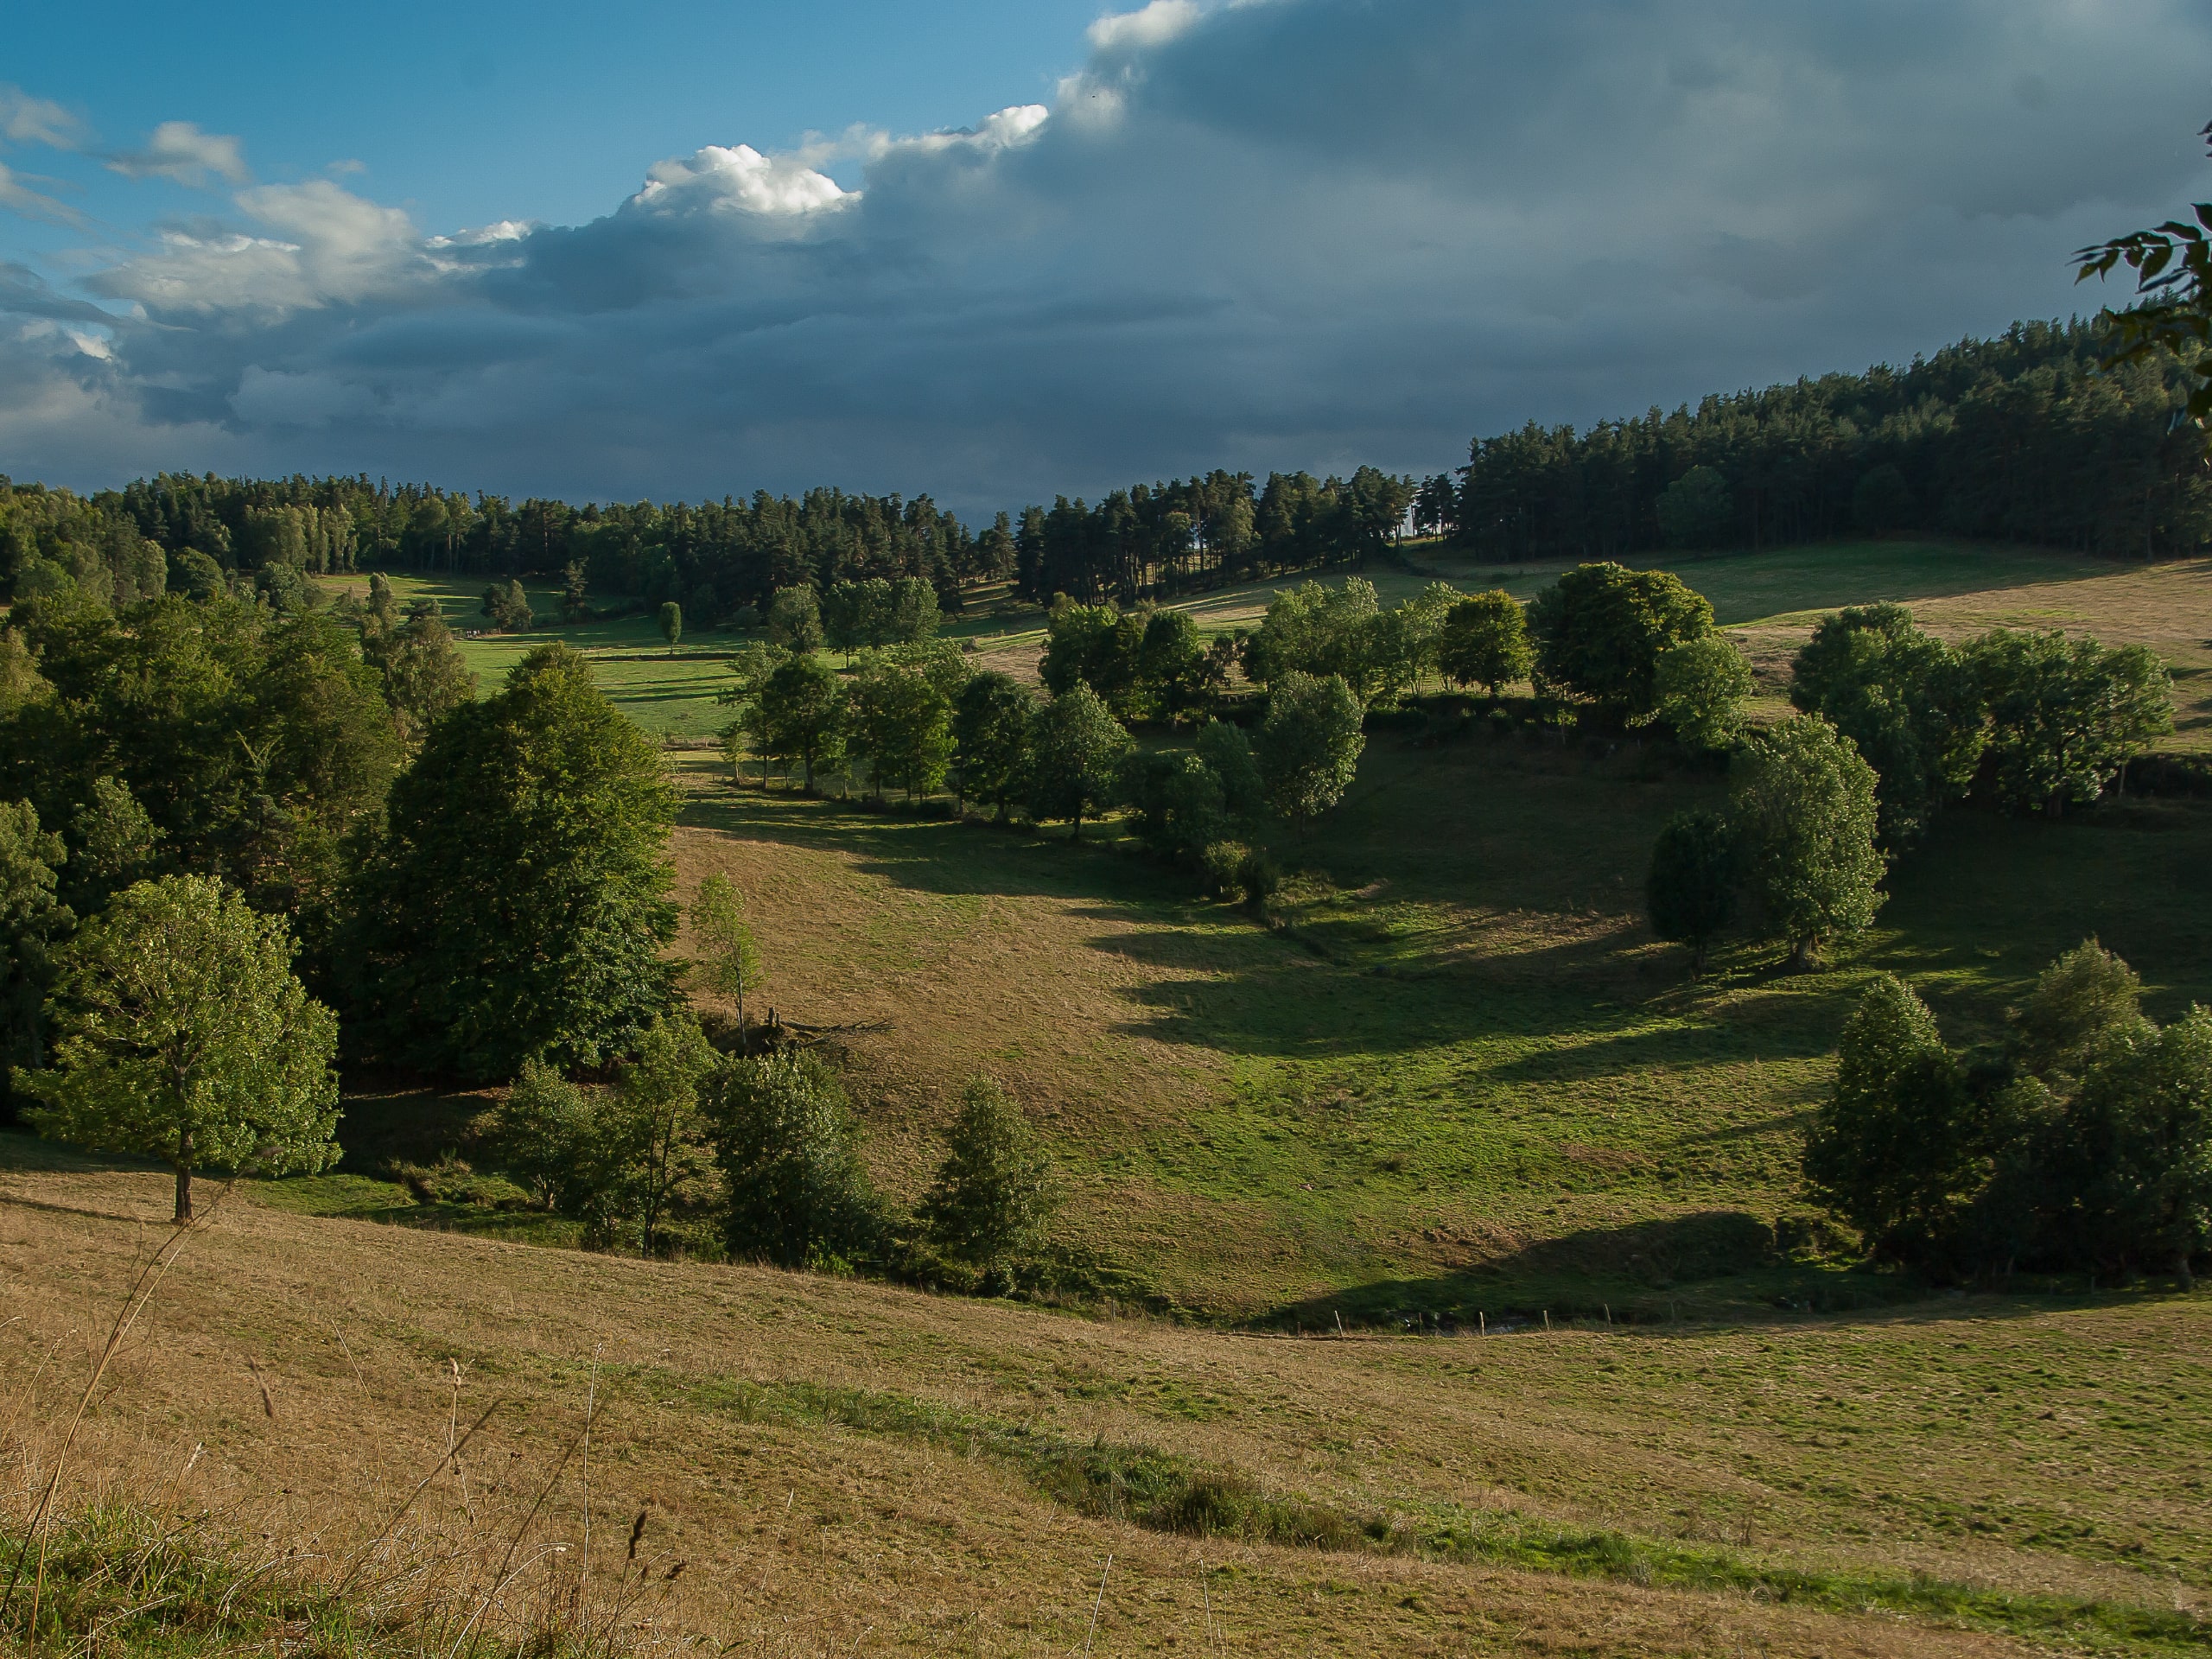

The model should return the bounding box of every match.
[3,0,2209,512]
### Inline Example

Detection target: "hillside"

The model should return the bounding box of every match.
[7,1154,2208,1656]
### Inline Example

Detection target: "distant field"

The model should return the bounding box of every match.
[9,1156,2208,1655]
[336,541,2212,747]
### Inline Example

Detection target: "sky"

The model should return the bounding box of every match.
[3,0,2210,517]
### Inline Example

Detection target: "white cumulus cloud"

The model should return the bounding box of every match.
[102,120,250,187]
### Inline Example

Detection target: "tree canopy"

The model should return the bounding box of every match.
[337,643,679,1079]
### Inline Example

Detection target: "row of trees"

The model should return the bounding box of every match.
[727,641,1367,853]
[1807,944,2212,1282]
[1436,322,2210,562]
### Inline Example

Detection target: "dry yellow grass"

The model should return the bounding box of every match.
[16,1161,2190,1655]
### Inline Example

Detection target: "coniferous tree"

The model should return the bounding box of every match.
[918,1077,1058,1269]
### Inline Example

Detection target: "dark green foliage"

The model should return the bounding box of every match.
[0,596,399,919]
[2073,121,2212,431]
[0,799,71,1106]
[1039,599,1145,715]
[1644,810,1736,972]
[1024,683,1131,839]
[822,576,940,654]
[754,654,846,790]
[1118,749,1230,866]
[1806,942,2212,1280]
[61,776,162,914]
[561,559,589,622]
[1525,563,1714,725]
[918,1076,1058,1268]
[705,1050,877,1267]
[1254,671,1365,822]
[578,1013,719,1254]
[765,584,823,652]
[1436,589,1531,696]
[481,579,532,632]
[1728,716,1885,966]
[1454,321,2212,561]
[1851,463,1916,534]
[952,671,1035,817]
[484,1058,594,1211]
[1965,629,2172,815]
[337,643,679,1079]
[1652,635,1751,753]
[658,600,683,652]
[1803,975,1980,1262]
[1195,719,1264,820]
[1656,466,1734,550]
[1789,605,1986,845]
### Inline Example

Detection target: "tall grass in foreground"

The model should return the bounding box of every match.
[0,1201,697,1658]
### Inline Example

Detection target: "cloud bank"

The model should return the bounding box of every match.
[3,0,2209,512]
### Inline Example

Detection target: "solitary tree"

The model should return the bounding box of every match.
[1024,683,1131,840]
[20,874,340,1221]
[658,601,683,656]
[1729,715,1885,969]
[1254,671,1365,823]
[561,562,590,624]
[1436,590,1531,696]
[691,872,767,1038]
[1645,810,1736,973]
[918,1076,1058,1268]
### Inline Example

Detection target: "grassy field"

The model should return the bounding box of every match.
[336,540,2212,747]
[6,1155,2208,1655]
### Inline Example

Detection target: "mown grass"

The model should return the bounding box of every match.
[625,1368,2212,1654]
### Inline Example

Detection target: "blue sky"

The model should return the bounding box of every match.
[3,1,2210,514]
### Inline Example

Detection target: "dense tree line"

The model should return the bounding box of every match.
[1,461,1421,639]
[1440,321,2212,562]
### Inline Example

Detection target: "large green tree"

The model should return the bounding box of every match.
[1728,715,1885,968]
[846,650,957,802]
[918,1076,1058,1269]
[1254,671,1365,823]
[1653,635,1752,753]
[755,654,847,791]
[1024,683,1131,840]
[20,874,339,1221]
[1525,563,1715,725]
[952,671,1035,819]
[337,644,679,1078]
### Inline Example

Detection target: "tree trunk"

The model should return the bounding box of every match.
[174,1163,192,1224]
